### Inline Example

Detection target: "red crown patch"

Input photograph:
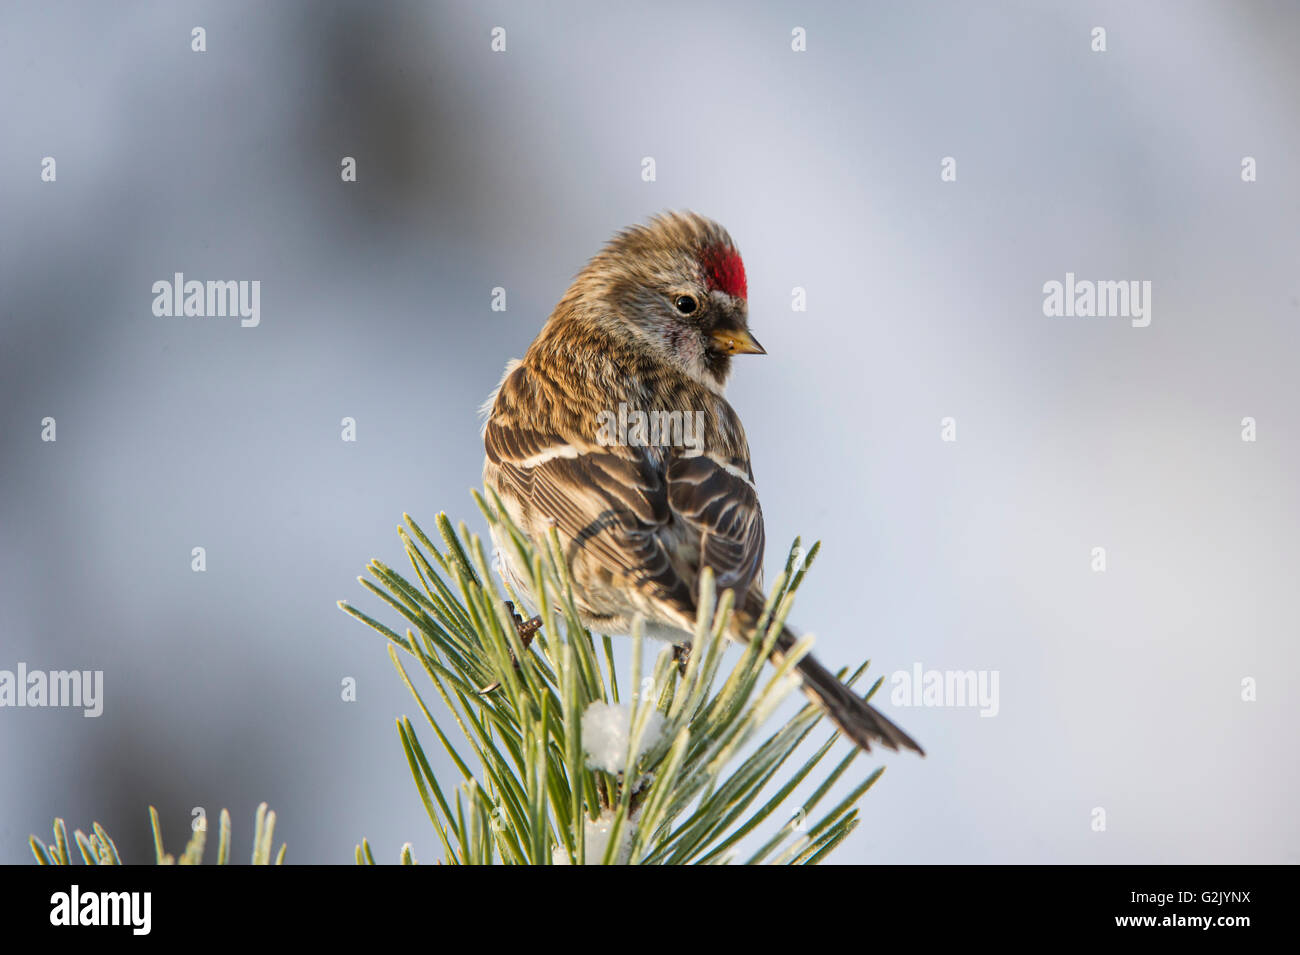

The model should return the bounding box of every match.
[701,245,747,300]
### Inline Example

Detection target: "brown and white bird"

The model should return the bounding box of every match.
[482,211,922,755]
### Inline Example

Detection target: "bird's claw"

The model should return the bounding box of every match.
[505,600,543,652]
[478,602,545,694]
[672,643,692,678]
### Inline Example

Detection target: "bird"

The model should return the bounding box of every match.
[481,211,923,755]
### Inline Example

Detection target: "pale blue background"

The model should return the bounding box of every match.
[1,0,1296,864]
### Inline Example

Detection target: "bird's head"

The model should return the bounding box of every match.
[563,211,765,390]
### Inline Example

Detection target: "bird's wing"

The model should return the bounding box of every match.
[665,451,765,598]
[486,413,698,618]
[484,373,765,624]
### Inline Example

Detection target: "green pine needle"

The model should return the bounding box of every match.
[342,494,892,865]
[30,804,284,865]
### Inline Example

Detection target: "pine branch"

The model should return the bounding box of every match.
[30,804,286,865]
[340,491,888,865]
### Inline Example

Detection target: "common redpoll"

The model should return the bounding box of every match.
[483,211,922,755]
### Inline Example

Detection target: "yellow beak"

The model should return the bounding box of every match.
[709,328,766,356]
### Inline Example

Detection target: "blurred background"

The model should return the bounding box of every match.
[1,0,1297,864]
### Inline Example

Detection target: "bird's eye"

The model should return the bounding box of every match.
[674,295,698,315]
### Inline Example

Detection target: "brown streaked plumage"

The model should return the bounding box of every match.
[482,211,922,755]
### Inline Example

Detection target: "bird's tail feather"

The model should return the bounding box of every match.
[789,643,925,755]
[728,598,924,755]
[742,605,923,755]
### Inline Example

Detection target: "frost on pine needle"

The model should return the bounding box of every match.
[582,701,664,774]
[30,805,286,866]
[551,809,635,865]
[341,502,888,865]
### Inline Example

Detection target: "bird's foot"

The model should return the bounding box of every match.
[505,600,543,652]
[672,643,692,678]
[479,602,544,693]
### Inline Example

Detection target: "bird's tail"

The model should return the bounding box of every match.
[785,636,924,755]
[737,602,924,755]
